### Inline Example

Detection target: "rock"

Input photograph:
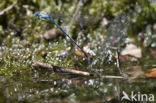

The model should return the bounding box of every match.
[43,28,63,41]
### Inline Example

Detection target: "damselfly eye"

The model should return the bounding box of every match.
[34,12,40,16]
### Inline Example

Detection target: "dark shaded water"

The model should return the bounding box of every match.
[0,75,156,103]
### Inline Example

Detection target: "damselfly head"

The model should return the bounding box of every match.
[34,12,40,17]
[34,12,50,20]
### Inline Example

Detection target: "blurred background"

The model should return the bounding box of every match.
[0,0,156,102]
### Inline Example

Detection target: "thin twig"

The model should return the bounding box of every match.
[33,61,93,76]
[115,48,122,74]
[0,0,18,16]
[32,61,124,79]
[115,48,128,77]
[101,75,124,79]
[110,47,128,77]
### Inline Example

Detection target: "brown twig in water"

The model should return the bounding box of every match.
[0,0,18,16]
[32,61,124,79]
[33,61,93,76]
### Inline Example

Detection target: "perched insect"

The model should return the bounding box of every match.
[34,12,91,64]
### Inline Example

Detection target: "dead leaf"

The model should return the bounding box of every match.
[74,43,94,59]
[145,68,156,78]
[121,44,142,58]
[74,50,93,58]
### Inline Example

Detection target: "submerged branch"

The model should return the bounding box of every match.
[33,61,93,76]
[32,61,124,79]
